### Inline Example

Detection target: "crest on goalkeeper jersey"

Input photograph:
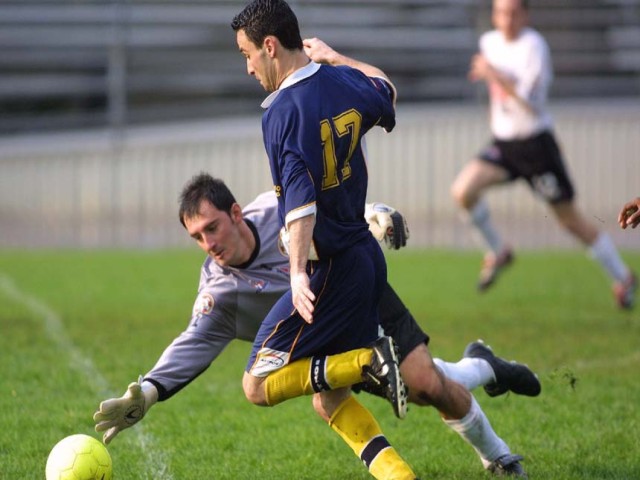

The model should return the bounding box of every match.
[193,293,214,315]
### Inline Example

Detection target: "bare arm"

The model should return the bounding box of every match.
[468,53,534,115]
[287,214,317,323]
[303,37,397,104]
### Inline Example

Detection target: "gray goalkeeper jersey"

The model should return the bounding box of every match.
[144,191,291,400]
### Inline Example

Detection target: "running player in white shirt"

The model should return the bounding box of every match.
[451,0,637,309]
[95,172,539,477]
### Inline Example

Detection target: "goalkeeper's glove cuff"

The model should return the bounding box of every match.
[365,202,394,242]
[140,377,159,412]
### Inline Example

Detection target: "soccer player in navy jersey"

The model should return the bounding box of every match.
[231,1,417,477]
[230,0,532,477]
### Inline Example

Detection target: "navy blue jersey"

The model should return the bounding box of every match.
[261,61,395,258]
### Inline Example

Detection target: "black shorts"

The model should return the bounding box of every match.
[478,130,575,204]
[351,283,428,395]
[378,283,429,363]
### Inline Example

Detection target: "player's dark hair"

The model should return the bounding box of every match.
[179,173,237,228]
[231,0,303,50]
[490,0,529,10]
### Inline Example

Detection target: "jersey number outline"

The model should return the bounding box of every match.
[320,109,362,190]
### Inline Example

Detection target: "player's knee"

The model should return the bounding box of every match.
[450,181,473,209]
[242,384,265,405]
[242,375,268,406]
[409,376,446,406]
[404,364,447,406]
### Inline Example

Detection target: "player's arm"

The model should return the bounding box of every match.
[94,302,233,444]
[93,334,224,445]
[303,37,397,105]
[468,53,534,115]
[287,213,317,323]
[618,197,640,229]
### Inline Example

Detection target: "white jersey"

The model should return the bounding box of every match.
[480,27,554,140]
[145,191,291,399]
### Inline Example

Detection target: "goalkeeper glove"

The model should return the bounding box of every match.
[364,202,410,250]
[278,226,319,260]
[93,376,158,445]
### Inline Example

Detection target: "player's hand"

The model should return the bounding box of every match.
[365,203,410,250]
[291,271,315,324]
[618,197,640,229]
[303,37,338,65]
[468,53,492,82]
[94,378,158,445]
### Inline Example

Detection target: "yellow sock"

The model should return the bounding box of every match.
[322,348,372,387]
[329,396,416,480]
[369,448,417,480]
[265,349,372,406]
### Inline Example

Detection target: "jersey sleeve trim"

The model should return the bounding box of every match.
[284,202,316,228]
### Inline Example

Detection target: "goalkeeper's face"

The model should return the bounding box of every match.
[184,199,250,267]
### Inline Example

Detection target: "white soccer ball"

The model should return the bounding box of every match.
[45,434,112,480]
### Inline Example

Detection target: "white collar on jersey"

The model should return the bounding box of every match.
[261,61,321,109]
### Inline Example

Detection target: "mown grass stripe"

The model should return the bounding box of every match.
[0,272,175,480]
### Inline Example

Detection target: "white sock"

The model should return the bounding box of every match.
[444,396,510,467]
[433,357,495,391]
[589,232,629,283]
[467,199,504,255]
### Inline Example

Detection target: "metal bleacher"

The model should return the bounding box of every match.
[0,0,639,135]
[525,0,640,97]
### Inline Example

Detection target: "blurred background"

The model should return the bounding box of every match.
[0,0,638,249]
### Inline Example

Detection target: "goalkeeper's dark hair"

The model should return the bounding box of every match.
[231,0,303,50]
[179,172,237,227]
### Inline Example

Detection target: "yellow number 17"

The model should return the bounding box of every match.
[320,109,362,190]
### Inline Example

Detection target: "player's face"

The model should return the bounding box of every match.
[492,0,528,41]
[184,200,247,267]
[236,29,278,92]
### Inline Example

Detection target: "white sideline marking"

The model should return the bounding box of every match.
[0,273,174,480]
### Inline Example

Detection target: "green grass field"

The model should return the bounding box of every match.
[1,248,639,479]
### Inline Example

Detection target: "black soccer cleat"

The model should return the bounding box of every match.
[463,340,541,398]
[362,336,408,419]
[487,454,528,478]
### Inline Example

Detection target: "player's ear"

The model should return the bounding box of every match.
[230,203,243,223]
[264,36,277,57]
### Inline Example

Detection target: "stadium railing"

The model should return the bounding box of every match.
[0,100,638,250]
